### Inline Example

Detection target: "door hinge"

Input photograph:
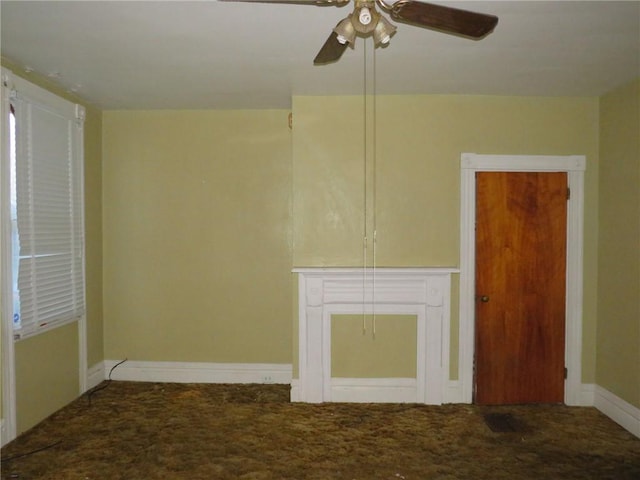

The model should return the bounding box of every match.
[564,367,568,379]
[567,187,571,200]
[472,360,477,400]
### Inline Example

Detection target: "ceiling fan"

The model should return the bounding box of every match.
[221,0,498,64]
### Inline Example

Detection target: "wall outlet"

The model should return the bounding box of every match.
[262,375,274,384]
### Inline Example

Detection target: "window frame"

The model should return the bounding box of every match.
[4,72,86,341]
[5,79,86,340]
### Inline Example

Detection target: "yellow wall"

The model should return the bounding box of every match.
[14,323,79,433]
[1,58,103,433]
[292,94,600,383]
[332,315,417,378]
[597,79,640,408]
[102,110,292,363]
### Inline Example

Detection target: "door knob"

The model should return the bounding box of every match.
[480,295,490,303]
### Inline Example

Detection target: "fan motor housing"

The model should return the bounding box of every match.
[352,0,380,33]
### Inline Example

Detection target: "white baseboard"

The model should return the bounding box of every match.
[292,378,420,403]
[102,360,292,385]
[86,362,106,391]
[577,383,595,406]
[594,385,640,438]
[290,379,300,402]
[443,380,463,403]
[330,378,417,403]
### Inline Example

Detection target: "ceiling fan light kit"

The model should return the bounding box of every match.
[373,15,397,45]
[334,1,396,47]
[334,15,357,45]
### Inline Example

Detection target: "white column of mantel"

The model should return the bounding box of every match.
[302,276,325,403]
[425,274,448,404]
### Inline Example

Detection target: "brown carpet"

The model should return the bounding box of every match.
[1,382,639,479]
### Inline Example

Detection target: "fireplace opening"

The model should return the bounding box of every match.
[331,314,417,379]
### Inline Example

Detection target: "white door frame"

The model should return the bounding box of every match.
[459,153,586,405]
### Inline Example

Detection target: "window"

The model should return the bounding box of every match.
[2,70,86,340]
[9,105,20,330]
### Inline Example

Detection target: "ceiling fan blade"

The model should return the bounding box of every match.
[219,0,348,5]
[314,31,349,65]
[389,1,498,39]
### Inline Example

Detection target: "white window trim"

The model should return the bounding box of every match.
[1,67,88,445]
[1,68,17,446]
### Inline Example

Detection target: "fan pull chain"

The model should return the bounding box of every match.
[362,37,368,336]
[372,42,378,339]
[373,229,377,338]
[362,234,367,335]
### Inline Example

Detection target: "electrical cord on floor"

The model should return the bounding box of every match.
[86,358,127,406]
[0,359,127,478]
[0,440,62,464]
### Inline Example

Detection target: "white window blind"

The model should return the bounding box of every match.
[10,77,85,340]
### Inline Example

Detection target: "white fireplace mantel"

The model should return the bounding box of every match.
[292,267,458,404]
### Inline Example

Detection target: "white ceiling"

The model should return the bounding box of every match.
[1,1,639,110]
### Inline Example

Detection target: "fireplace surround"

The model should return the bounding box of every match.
[291,268,458,404]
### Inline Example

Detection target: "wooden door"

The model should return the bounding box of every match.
[475,172,567,405]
